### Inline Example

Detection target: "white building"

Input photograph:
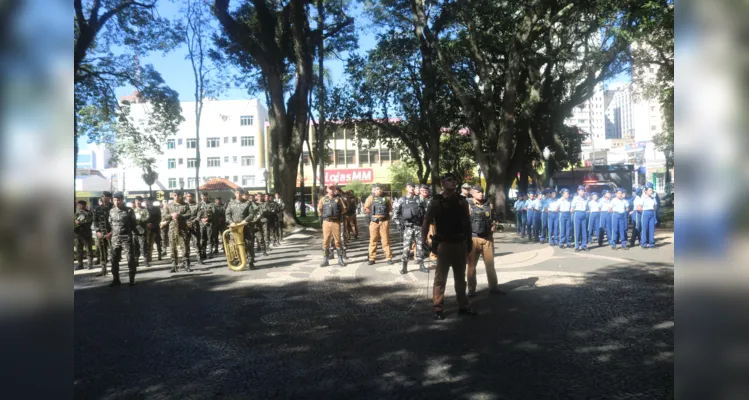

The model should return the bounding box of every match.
[564,82,606,162]
[112,97,270,197]
[604,82,634,141]
[76,143,112,170]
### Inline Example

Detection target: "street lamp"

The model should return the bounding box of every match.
[263,169,270,193]
[542,146,552,187]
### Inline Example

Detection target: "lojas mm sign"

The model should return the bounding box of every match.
[324,168,374,185]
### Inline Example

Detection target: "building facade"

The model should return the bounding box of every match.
[111,98,270,197]
[564,83,606,160]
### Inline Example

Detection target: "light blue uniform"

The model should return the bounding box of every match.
[558,197,572,247]
[572,195,589,249]
[514,199,523,234]
[587,199,601,240]
[532,197,543,240]
[609,197,629,247]
[598,197,611,245]
[640,194,657,247]
[540,196,551,242]
[548,198,560,245]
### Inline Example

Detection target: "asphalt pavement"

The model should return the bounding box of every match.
[74,217,674,399]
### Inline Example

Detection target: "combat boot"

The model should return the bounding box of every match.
[95,265,107,277]
[337,250,346,266]
[418,260,428,273]
[169,264,178,273]
[128,272,136,286]
[400,259,408,274]
[183,260,192,272]
[108,277,121,287]
[320,257,329,267]
[76,263,83,271]
[196,256,205,265]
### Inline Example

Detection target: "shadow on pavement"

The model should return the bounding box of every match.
[74,260,673,399]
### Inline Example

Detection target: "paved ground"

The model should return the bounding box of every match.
[74,218,674,399]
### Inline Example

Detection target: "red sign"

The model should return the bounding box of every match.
[324,169,373,185]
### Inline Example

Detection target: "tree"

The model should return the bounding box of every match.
[343,180,370,200]
[75,0,183,166]
[183,0,225,198]
[212,0,354,228]
[388,161,418,197]
[139,157,159,198]
[427,0,647,212]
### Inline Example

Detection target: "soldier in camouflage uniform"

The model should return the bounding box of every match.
[74,200,94,270]
[93,191,114,277]
[264,194,279,246]
[132,196,152,268]
[394,183,428,274]
[160,198,171,255]
[146,197,163,261]
[198,192,214,259]
[212,197,225,254]
[225,187,259,269]
[184,192,205,265]
[273,192,285,242]
[107,192,137,287]
[254,193,271,256]
[162,190,193,273]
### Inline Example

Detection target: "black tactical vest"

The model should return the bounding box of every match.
[401,196,424,223]
[470,201,492,238]
[434,194,467,240]
[371,197,388,215]
[321,197,341,219]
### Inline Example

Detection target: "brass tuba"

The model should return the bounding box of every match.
[223,221,248,271]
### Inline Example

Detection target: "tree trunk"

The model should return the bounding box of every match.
[195,106,201,199]
[299,155,306,217]
[316,0,326,203]
[149,185,152,199]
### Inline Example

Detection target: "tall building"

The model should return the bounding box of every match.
[604,82,634,141]
[564,82,606,163]
[76,143,112,170]
[111,97,270,199]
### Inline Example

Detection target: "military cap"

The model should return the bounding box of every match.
[406,182,415,187]
[77,200,87,205]
[527,189,535,195]
[112,191,124,199]
[102,191,112,197]
[577,185,585,191]
[441,173,457,181]
[135,195,143,201]
[472,185,484,192]
[645,182,654,189]
[234,187,245,194]
[215,196,222,199]
[420,184,429,190]
[372,183,381,188]
[560,188,570,193]
[185,192,193,197]
[591,192,599,197]
[147,196,154,201]
[201,191,209,196]
[601,189,609,195]
[327,185,337,190]
[461,183,472,189]
[615,187,624,193]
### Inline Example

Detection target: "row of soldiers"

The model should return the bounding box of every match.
[74,189,286,280]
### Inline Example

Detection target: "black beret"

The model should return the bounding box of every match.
[135,195,143,201]
[184,192,193,196]
[77,200,87,205]
[215,196,222,199]
[472,185,483,192]
[441,173,457,181]
[112,191,124,199]
[201,191,208,196]
[102,191,112,197]
[235,187,245,194]
[147,196,154,201]
[174,190,183,196]
[420,184,429,190]
[372,183,381,188]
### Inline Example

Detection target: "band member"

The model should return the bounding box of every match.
[132,196,152,267]
[225,188,259,269]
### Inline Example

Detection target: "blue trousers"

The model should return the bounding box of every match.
[598,212,610,246]
[573,211,588,249]
[641,210,656,246]
[516,211,522,234]
[588,212,600,239]
[632,211,642,245]
[559,212,571,246]
[526,209,535,238]
[548,212,559,245]
[540,211,549,241]
[532,210,542,240]
[520,211,528,237]
[610,212,628,247]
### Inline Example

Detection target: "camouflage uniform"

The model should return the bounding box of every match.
[93,202,113,275]
[394,193,427,272]
[147,203,163,260]
[163,200,192,271]
[107,205,137,285]
[198,200,214,258]
[74,208,94,269]
[255,201,271,255]
[274,197,285,240]
[225,198,259,267]
[160,202,170,254]
[186,200,202,259]
[264,200,279,246]
[211,201,225,253]
[133,205,151,266]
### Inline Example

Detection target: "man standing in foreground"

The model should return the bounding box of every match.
[364,184,394,265]
[317,185,347,267]
[466,186,505,297]
[107,192,137,287]
[422,173,478,320]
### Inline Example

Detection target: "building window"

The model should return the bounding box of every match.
[186,139,196,149]
[224,137,229,144]
[370,150,379,164]
[224,176,229,180]
[168,159,176,169]
[240,115,254,126]
[302,152,310,165]
[207,157,220,167]
[241,136,255,146]
[178,158,183,165]
[233,175,238,182]
[335,129,345,139]
[178,139,183,145]
[651,125,657,131]
[380,150,390,162]
[233,156,237,163]
[168,178,176,188]
[187,178,197,189]
[336,150,345,165]
[358,149,369,166]
[242,175,255,186]
[187,158,197,168]
[206,137,220,148]
[241,156,255,166]
[391,150,400,161]
[178,178,184,187]
[232,136,237,143]
[344,151,355,165]
[224,156,229,163]
[167,139,175,149]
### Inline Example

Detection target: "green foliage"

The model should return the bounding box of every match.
[343,180,370,199]
[74,0,184,164]
[440,132,474,186]
[388,162,418,196]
